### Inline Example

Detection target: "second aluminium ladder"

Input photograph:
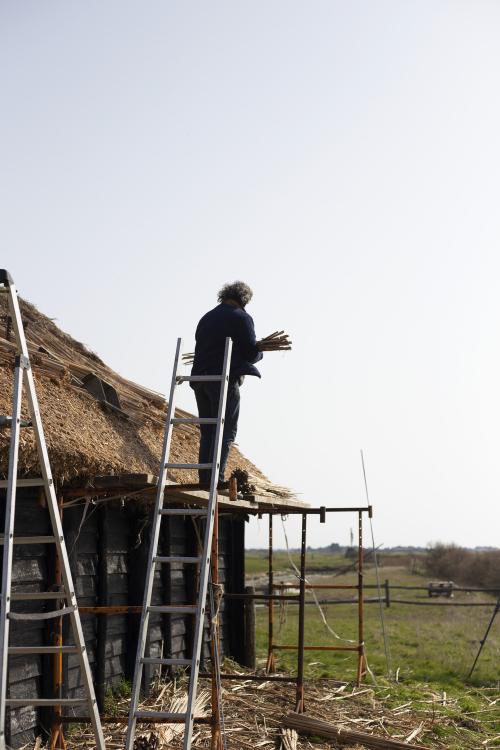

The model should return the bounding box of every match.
[0,270,105,750]
[125,336,232,750]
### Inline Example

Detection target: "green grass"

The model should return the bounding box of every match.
[255,594,499,685]
[245,550,351,576]
[247,552,500,748]
[250,561,499,685]
[103,678,132,716]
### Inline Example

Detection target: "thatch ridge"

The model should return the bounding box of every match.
[0,295,292,498]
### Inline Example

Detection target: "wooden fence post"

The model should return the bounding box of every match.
[385,579,390,608]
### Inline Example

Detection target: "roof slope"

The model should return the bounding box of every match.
[0,295,291,498]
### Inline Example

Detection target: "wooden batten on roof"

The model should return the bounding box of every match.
[58,473,308,514]
[0,295,300,507]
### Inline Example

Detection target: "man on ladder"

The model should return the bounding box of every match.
[191,281,263,489]
[126,285,290,750]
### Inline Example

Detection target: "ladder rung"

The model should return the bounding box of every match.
[165,463,213,470]
[134,710,187,720]
[9,605,75,621]
[6,698,88,707]
[0,478,45,488]
[147,605,197,614]
[171,418,218,425]
[153,556,202,565]
[141,657,191,667]
[0,535,55,545]
[8,646,80,655]
[160,509,207,517]
[178,375,223,383]
[0,418,32,429]
[11,591,66,601]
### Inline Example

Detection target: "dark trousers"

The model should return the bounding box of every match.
[192,379,241,484]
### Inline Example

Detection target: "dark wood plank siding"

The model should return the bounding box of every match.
[102,507,130,689]
[64,502,99,704]
[165,515,194,665]
[1,488,50,748]
[1,490,246,748]
[225,517,246,663]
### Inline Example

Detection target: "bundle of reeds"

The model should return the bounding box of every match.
[230,467,256,495]
[181,330,291,367]
[279,727,298,750]
[133,688,210,749]
[283,712,428,749]
[257,330,292,352]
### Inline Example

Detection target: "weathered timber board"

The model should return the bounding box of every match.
[0,489,51,748]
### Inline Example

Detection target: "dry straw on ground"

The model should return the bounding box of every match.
[31,667,491,750]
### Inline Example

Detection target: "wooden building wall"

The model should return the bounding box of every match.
[0,489,246,749]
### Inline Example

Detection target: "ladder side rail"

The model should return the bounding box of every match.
[125,338,184,749]
[23,357,105,748]
[0,362,24,748]
[4,282,30,358]
[5,285,78,601]
[183,337,233,750]
[5,283,106,749]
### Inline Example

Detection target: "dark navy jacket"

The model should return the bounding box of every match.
[192,303,263,379]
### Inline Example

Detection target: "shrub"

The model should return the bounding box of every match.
[426,544,500,590]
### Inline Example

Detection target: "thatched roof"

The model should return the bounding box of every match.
[0,295,292,499]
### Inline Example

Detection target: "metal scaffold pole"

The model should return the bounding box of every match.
[467,596,500,679]
[295,513,307,712]
[210,506,223,750]
[265,514,276,673]
[356,510,365,686]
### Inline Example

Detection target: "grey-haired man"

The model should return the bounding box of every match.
[191,281,263,488]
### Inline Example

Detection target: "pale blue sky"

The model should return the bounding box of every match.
[2,1,500,549]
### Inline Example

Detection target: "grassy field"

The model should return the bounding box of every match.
[245,548,422,576]
[247,551,500,748]
[245,550,351,576]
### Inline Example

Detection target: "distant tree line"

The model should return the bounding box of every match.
[426,544,500,590]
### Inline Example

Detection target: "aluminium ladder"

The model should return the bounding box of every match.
[125,337,232,750]
[0,270,105,750]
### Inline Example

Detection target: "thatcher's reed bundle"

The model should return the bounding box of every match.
[181,330,292,367]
